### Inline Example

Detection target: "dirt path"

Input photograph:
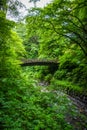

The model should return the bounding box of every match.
[69,95,87,115]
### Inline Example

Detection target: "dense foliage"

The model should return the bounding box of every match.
[25,0,87,90]
[0,0,87,129]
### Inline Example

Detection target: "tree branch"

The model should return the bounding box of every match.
[48,20,87,56]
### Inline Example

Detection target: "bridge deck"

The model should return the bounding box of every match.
[21,59,58,66]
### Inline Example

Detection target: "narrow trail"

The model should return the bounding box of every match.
[69,96,87,116]
[66,96,87,130]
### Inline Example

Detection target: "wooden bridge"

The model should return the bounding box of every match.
[21,59,59,67]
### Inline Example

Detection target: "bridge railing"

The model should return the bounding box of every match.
[21,59,59,66]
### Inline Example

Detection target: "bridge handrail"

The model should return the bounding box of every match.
[21,59,59,66]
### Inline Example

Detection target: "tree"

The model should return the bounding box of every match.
[0,0,25,18]
[29,0,40,7]
[28,0,87,56]
[0,7,26,128]
[42,0,87,56]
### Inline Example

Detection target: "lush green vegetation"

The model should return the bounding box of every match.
[25,0,87,93]
[0,0,87,129]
